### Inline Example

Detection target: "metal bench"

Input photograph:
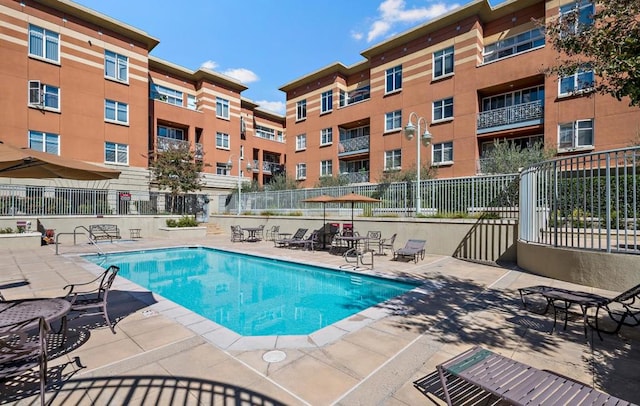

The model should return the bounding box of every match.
[89,224,121,242]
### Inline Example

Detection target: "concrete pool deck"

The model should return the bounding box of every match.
[1,234,639,405]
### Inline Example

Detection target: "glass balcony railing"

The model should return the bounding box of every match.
[477,100,543,132]
[338,136,370,155]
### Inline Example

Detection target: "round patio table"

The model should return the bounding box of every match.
[0,298,71,331]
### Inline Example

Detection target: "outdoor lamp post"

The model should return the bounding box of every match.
[227,155,252,215]
[404,112,432,215]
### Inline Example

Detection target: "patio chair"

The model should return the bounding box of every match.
[378,233,396,255]
[274,228,308,248]
[364,230,381,253]
[0,316,50,406]
[519,283,640,339]
[63,265,120,334]
[230,225,245,242]
[265,225,280,241]
[435,346,633,406]
[393,239,426,263]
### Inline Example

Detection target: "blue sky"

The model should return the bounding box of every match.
[74,0,503,115]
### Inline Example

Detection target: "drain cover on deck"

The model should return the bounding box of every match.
[262,350,286,363]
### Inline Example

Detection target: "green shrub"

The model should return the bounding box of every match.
[166,219,178,227]
[0,227,15,234]
[288,211,303,216]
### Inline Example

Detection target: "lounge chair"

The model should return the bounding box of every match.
[63,265,120,334]
[288,230,321,251]
[520,283,640,339]
[436,346,633,406]
[0,316,49,406]
[274,228,307,248]
[393,239,426,263]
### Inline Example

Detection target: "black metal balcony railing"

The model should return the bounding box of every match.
[157,137,202,160]
[250,160,281,173]
[340,171,369,184]
[477,100,543,131]
[194,143,203,160]
[338,136,370,155]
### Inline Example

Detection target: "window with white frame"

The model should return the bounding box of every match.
[104,50,128,82]
[433,46,454,78]
[559,69,594,96]
[483,28,544,63]
[386,65,402,93]
[216,162,230,175]
[321,90,333,113]
[296,134,307,151]
[150,84,183,106]
[187,94,197,110]
[385,110,402,132]
[560,0,594,35]
[433,97,453,121]
[320,160,333,176]
[320,128,333,145]
[28,25,59,63]
[216,97,230,119]
[216,132,230,149]
[558,119,594,150]
[157,125,185,140]
[256,125,276,140]
[296,99,307,120]
[28,130,59,154]
[296,163,307,180]
[277,131,284,142]
[28,81,59,110]
[104,99,128,124]
[384,149,402,170]
[105,142,128,164]
[433,142,453,164]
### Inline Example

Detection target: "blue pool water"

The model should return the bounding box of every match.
[85,247,418,336]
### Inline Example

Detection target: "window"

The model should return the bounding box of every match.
[320,160,333,176]
[481,86,544,111]
[296,134,307,151]
[216,162,230,175]
[558,119,594,150]
[385,110,402,132]
[320,128,333,145]
[559,69,594,96]
[28,25,59,63]
[560,0,594,35]
[187,94,197,110]
[104,50,128,82]
[28,81,59,110]
[321,90,333,113]
[339,86,371,107]
[296,163,307,180]
[105,99,128,124]
[216,132,230,149]
[105,142,128,164]
[256,125,276,140]
[216,97,230,119]
[483,28,545,63]
[384,149,402,170]
[296,99,307,120]
[386,65,402,93]
[433,46,454,78]
[277,131,284,142]
[157,125,185,140]
[433,142,453,164]
[150,84,183,106]
[28,131,59,154]
[433,97,454,121]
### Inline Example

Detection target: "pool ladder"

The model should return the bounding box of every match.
[54,225,105,257]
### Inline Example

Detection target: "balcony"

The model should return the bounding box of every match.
[338,136,370,156]
[194,143,203,160]
[477,100,543,134]
[340,171,369,184]
[251,160,282,174]
[157,136,189,151]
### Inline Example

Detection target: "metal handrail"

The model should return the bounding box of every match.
[55,226,105,256]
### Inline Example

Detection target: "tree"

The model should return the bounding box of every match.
[480,139,554,174]
[543,0,640,106]
[315,174,350,188]
[149,144,203,212]
[264,173,299,191]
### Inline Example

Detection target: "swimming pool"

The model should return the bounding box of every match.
[85,247,418,336]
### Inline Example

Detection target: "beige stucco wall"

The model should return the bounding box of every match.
[517,241,640,291]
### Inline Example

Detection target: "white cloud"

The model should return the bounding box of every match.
[366,0,459,42]
[200,60,218,70]
[256,100,286,115]
[351,31,364,41]
[221,68,259,84]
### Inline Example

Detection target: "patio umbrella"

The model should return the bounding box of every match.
[0,143,120,180]
[328,193,381,231]
[301,195,335,226]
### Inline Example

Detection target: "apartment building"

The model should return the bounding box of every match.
[280,0,640,186]
[0,0,286,202]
